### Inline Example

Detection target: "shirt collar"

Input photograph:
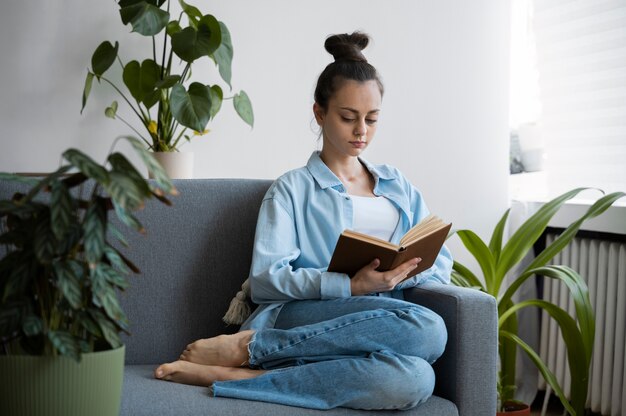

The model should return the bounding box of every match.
[306,151,395,190]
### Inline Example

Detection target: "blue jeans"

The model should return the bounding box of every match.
[211,296,447,410]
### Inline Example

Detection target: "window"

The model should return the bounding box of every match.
[510,0,626,200]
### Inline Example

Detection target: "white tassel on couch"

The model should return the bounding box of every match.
[222,278,251,325]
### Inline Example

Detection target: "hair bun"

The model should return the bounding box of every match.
[324,32,370,63]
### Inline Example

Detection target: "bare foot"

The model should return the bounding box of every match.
[179,330,254,367]
[154,360,265,386]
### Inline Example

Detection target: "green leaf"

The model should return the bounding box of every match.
[107,152,152,200]
[34,212,56,264]
[48,330,80,361]
[208,85,223,119]
[108,150,147,182]
[120,136,176,195]
[89,263,108,306]
[451,261,485,291]
[63,149,110,185]
[103,246,131,274]
[101,286,129,327]
[22,314,43,336]
[83,199,106,264]
[113,200,145,233]
[90,264,129,326]
[499,299,518,402]
[21,165,73,204]
[3,258,36,301]
[170,82,211,132]
[524,191,626,274]
[166,20,182,36]
[502,299,589,416]
[501,331,576,415]
[81,71,95,114]
[171,15,221,62]
[51,181,74,240]
[53,260,83,309]
[78,311,102,338]
[178,0,202,26]
[122,59,160,104]
[498,263,595,365]
[212,21,233,89]
[198,15,221,53]
[91,41,119,78]
[105,101,118,119]
[496,187,591,281]
[233,90,254,127]
[90,309,122,348]
[119,1,169,36]
[488,208,510,264]
[57,222,82,257]
[516,266,595,363]
[145,90,162,110]
[155,75,181,89]
[109,224,129,247]
[104,171,145,211]
[455,229,495,294]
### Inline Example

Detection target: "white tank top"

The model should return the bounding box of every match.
[350,195,400,242]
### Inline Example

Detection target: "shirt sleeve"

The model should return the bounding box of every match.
[249,196,351,304]
[394,182,453,290]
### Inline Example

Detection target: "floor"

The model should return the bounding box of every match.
[530,391,565,416]
[529,391,603,416]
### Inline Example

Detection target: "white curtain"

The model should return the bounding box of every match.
[533,0,626,195]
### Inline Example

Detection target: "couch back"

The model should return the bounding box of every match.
[120,179,273,364]
[0,178,272,365]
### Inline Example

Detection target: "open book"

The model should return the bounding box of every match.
[327,215,452,281]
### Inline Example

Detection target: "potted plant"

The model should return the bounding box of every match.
[0,136,175,416]
[81,0,254,178]
[451,188,625,415]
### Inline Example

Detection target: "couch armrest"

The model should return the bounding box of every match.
[403,283,497,416]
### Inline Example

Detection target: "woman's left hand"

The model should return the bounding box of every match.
[350,257,421,296]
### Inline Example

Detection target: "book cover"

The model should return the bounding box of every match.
[327,216,451,281]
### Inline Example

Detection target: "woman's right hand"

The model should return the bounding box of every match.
[350,257,421,296]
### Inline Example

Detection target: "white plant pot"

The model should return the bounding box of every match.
[150,151,194,179]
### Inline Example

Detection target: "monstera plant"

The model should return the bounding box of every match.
[452,188,625,415]
[81,0,254,152]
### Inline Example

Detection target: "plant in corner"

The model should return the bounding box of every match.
[451,188,625,415]
[0,136,176,416]
[81,0,254,155]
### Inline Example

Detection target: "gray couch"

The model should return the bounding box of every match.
[1,178,498,415]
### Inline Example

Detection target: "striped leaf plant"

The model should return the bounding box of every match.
[451,188,625,415]
[0,136,176,361]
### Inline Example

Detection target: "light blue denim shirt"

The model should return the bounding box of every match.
[241,151,453,330]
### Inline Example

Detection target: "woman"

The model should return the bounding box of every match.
[155,32,453,411]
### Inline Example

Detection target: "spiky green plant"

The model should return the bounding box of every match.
[452,188,625,415]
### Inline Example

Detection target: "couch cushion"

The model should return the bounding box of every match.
[122,365,458,416]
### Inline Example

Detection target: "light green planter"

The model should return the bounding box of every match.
[0,345,125,416]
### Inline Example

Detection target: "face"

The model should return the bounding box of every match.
[314,79,382,159]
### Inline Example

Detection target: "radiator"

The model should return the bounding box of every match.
[538,231,626,415]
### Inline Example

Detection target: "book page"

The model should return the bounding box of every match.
[400,215,448,247]
[342,229,399,250]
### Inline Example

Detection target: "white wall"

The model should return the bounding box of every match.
[0,0,510,257]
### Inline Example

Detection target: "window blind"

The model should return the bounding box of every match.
[532,0,626,195]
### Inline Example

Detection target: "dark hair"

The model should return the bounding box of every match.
[314,32,384,111]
